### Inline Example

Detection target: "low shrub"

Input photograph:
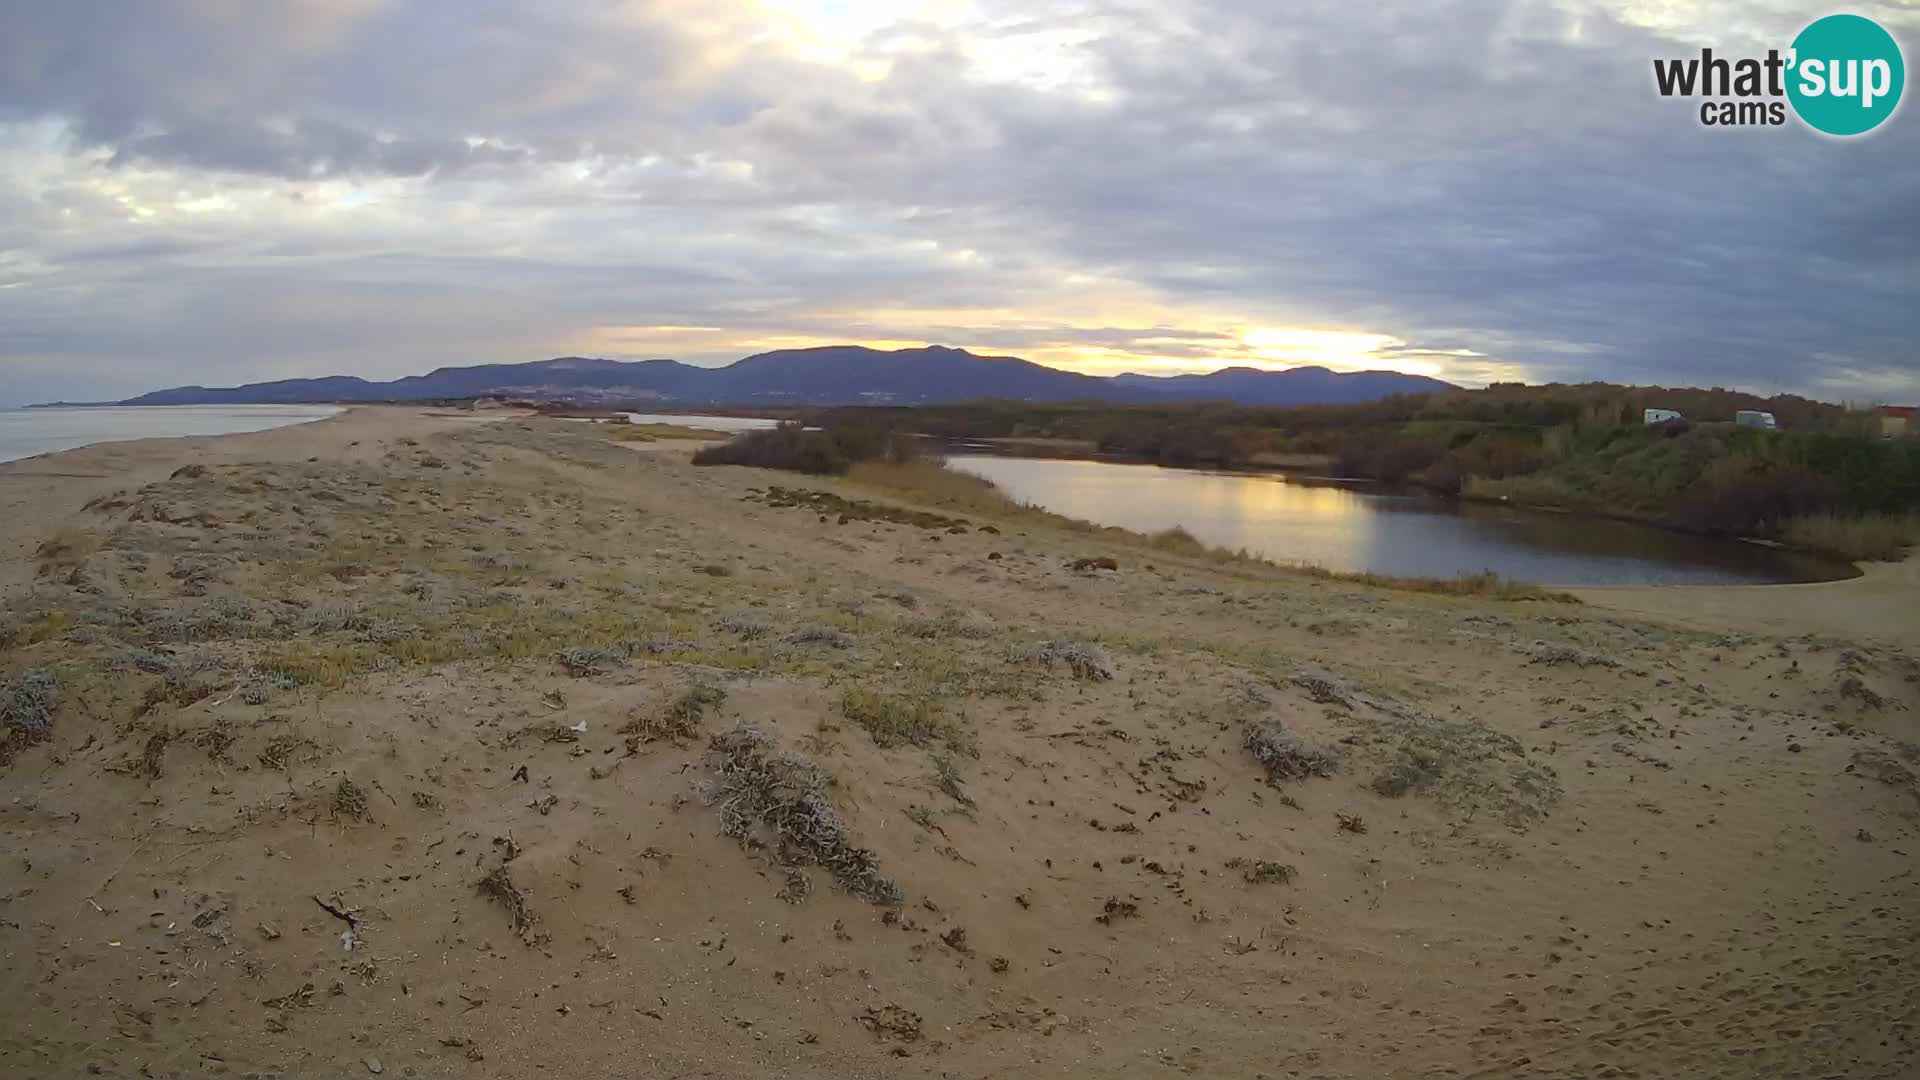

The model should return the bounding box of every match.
[783,625,854,648]
[2,670,58,745]
[693,421,923,476]
[1245,721,1338,782]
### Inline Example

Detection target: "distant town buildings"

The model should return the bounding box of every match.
[1642,407,1788,431]
[1879,405,1916,438]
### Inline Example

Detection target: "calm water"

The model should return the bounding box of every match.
[946,454,1851,586]
[0,405,346,465]
[561,413,781,432]
[621,413,780,432]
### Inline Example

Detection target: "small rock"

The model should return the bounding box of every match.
[364,1055,383,1074]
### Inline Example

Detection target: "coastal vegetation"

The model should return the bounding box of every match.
[791,384,1918,561]
[691,420,922,475]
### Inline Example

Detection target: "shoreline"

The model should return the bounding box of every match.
[0,403,351,468]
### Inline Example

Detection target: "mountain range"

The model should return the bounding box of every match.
[106,346,1455,408]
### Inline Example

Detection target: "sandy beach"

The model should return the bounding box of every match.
[2,409,1915,1079]
[1577,555,1920,650]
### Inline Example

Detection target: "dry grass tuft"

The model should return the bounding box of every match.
[109,648,177,675]
[34,528,100,575]
[2,669,58,744]
[140,597,259,643]
[554,643,632,677]
[905,611,994,640]
[140,730,171,780]
[839,687,950,749]
[933,752,974,808]
[704,722,901,904]
[1245,721,1339,782]
[1292,669,1355,707]
[1009,640,1115,681]
[783,625,853,649]
[1839,675,1886,710]
[1527,642,1620,668]
[1296,566,1581,603]
[714,610,773,639]
[1370,756,1439,798]
[848,460,1031,521]
[1362,713,1562,829]
[1226,857,1297,884]
[331,777,371,822]
[622,683,726,747]
[1782,511,1920,563]
[603,422,729,443]
[1851,747,1917,790]
[190,722,236,762]
[302,605,372,634]
[777,868,813,903]
[1095,896,1141,925]
[855,1004,923,1042]
[258,734,310,771]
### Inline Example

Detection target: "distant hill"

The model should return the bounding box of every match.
[1110,365,1455,405]
[111,346,1456,408]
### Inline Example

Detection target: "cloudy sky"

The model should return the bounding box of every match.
[1,0,1915,407]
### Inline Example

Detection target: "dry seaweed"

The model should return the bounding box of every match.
[478,864,544,945]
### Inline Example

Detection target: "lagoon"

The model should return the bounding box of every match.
[945,454,1849,586]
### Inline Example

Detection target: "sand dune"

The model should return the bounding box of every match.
[2,411,1914,1078]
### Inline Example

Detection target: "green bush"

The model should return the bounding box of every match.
[692,424,850,474]
[691,421,924,476]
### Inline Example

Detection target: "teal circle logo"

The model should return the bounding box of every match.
[1788,14,1905,136]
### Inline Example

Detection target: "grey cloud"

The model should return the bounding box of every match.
[0,0,1916,405]
[1,0,788,178]
[107,118,532,179]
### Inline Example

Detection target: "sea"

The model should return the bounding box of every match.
[0,405,346,466]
